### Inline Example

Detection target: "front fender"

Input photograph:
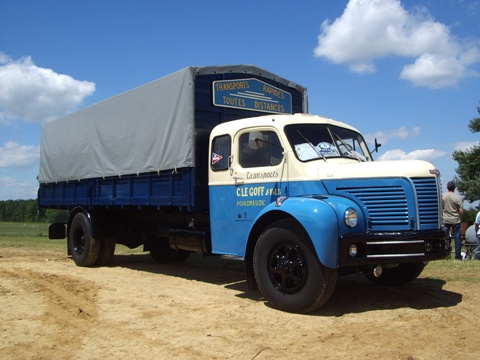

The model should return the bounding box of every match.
[254,197,340,268]
[253,196,367,269]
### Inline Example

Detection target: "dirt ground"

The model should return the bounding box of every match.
[1,246,479,360]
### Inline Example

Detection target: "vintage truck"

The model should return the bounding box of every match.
[38,65,450,313]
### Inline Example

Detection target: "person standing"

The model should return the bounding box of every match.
[442,180,465,260]
[473,209,480,260]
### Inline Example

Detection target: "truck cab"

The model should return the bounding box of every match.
[208,113,450,313]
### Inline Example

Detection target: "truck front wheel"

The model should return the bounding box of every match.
[253,219,337,313]
[68,212,101,267]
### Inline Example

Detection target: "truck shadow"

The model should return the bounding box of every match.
[315,274,462,316]
[109,253,462,315]
[109,252,246,285]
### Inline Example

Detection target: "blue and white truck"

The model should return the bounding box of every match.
[38,65,450,313]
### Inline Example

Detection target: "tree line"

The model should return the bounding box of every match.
[0,199,68,223]
[453,102,480,204]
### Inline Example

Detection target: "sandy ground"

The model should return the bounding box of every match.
[1,246,479,360]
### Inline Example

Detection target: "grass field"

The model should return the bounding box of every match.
[1,221,479,280]
[0,221,144,255]
[0,221,49,237]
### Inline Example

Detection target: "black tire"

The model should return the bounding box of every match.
[364,262,426,286]
[95,237,116,266]
[253,219,337,313]
[149,237,190,263]
[68,212,101,267]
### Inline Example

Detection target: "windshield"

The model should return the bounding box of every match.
[284,124,371,162]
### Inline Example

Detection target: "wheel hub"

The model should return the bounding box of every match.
[268,244,307,294]
[73,230,86,255]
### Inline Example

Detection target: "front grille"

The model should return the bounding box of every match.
[324,177,440,231]
[340,185,408,227]
[412,177,440,228]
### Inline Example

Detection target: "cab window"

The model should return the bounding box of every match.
[211,135,231,171]
[239,131,283,168]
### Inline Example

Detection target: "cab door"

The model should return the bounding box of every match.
[209,128,286,256]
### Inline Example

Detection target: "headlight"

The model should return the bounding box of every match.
[344,208,359,228]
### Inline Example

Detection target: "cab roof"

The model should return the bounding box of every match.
[210,113,361,137]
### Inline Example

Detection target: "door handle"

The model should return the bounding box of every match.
[233,176,244,185]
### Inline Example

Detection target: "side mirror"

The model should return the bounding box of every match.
[370,138,382,155]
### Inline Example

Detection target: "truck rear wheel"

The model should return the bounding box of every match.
[253,219,337,313]
[363,262,426,286]
[95,237,116,266]
[68,212,101,267]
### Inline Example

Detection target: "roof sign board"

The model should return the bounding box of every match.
[213,78,292,114]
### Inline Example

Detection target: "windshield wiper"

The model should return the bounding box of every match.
[296,130,327,161]
[332,132,362,162]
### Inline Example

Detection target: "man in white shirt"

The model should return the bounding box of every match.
[442,180,464,260]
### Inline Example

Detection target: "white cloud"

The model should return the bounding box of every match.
[313,0,480,88]
[452,140,479,151]
[0,53,95,124]
[400,53,467,89]
[378,148,447,161]
[0,52,10,64]
[0,176,37,200]
[365,125,421,145]
[0,141,39,168]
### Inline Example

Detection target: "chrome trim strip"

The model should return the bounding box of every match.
[367,253,425,258]
[366,240,424,245]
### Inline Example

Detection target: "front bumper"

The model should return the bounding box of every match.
[339,228,451,267]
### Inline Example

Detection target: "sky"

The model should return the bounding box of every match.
[0,0,479,204]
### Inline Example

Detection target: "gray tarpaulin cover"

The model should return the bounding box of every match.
[38,65,307,183]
